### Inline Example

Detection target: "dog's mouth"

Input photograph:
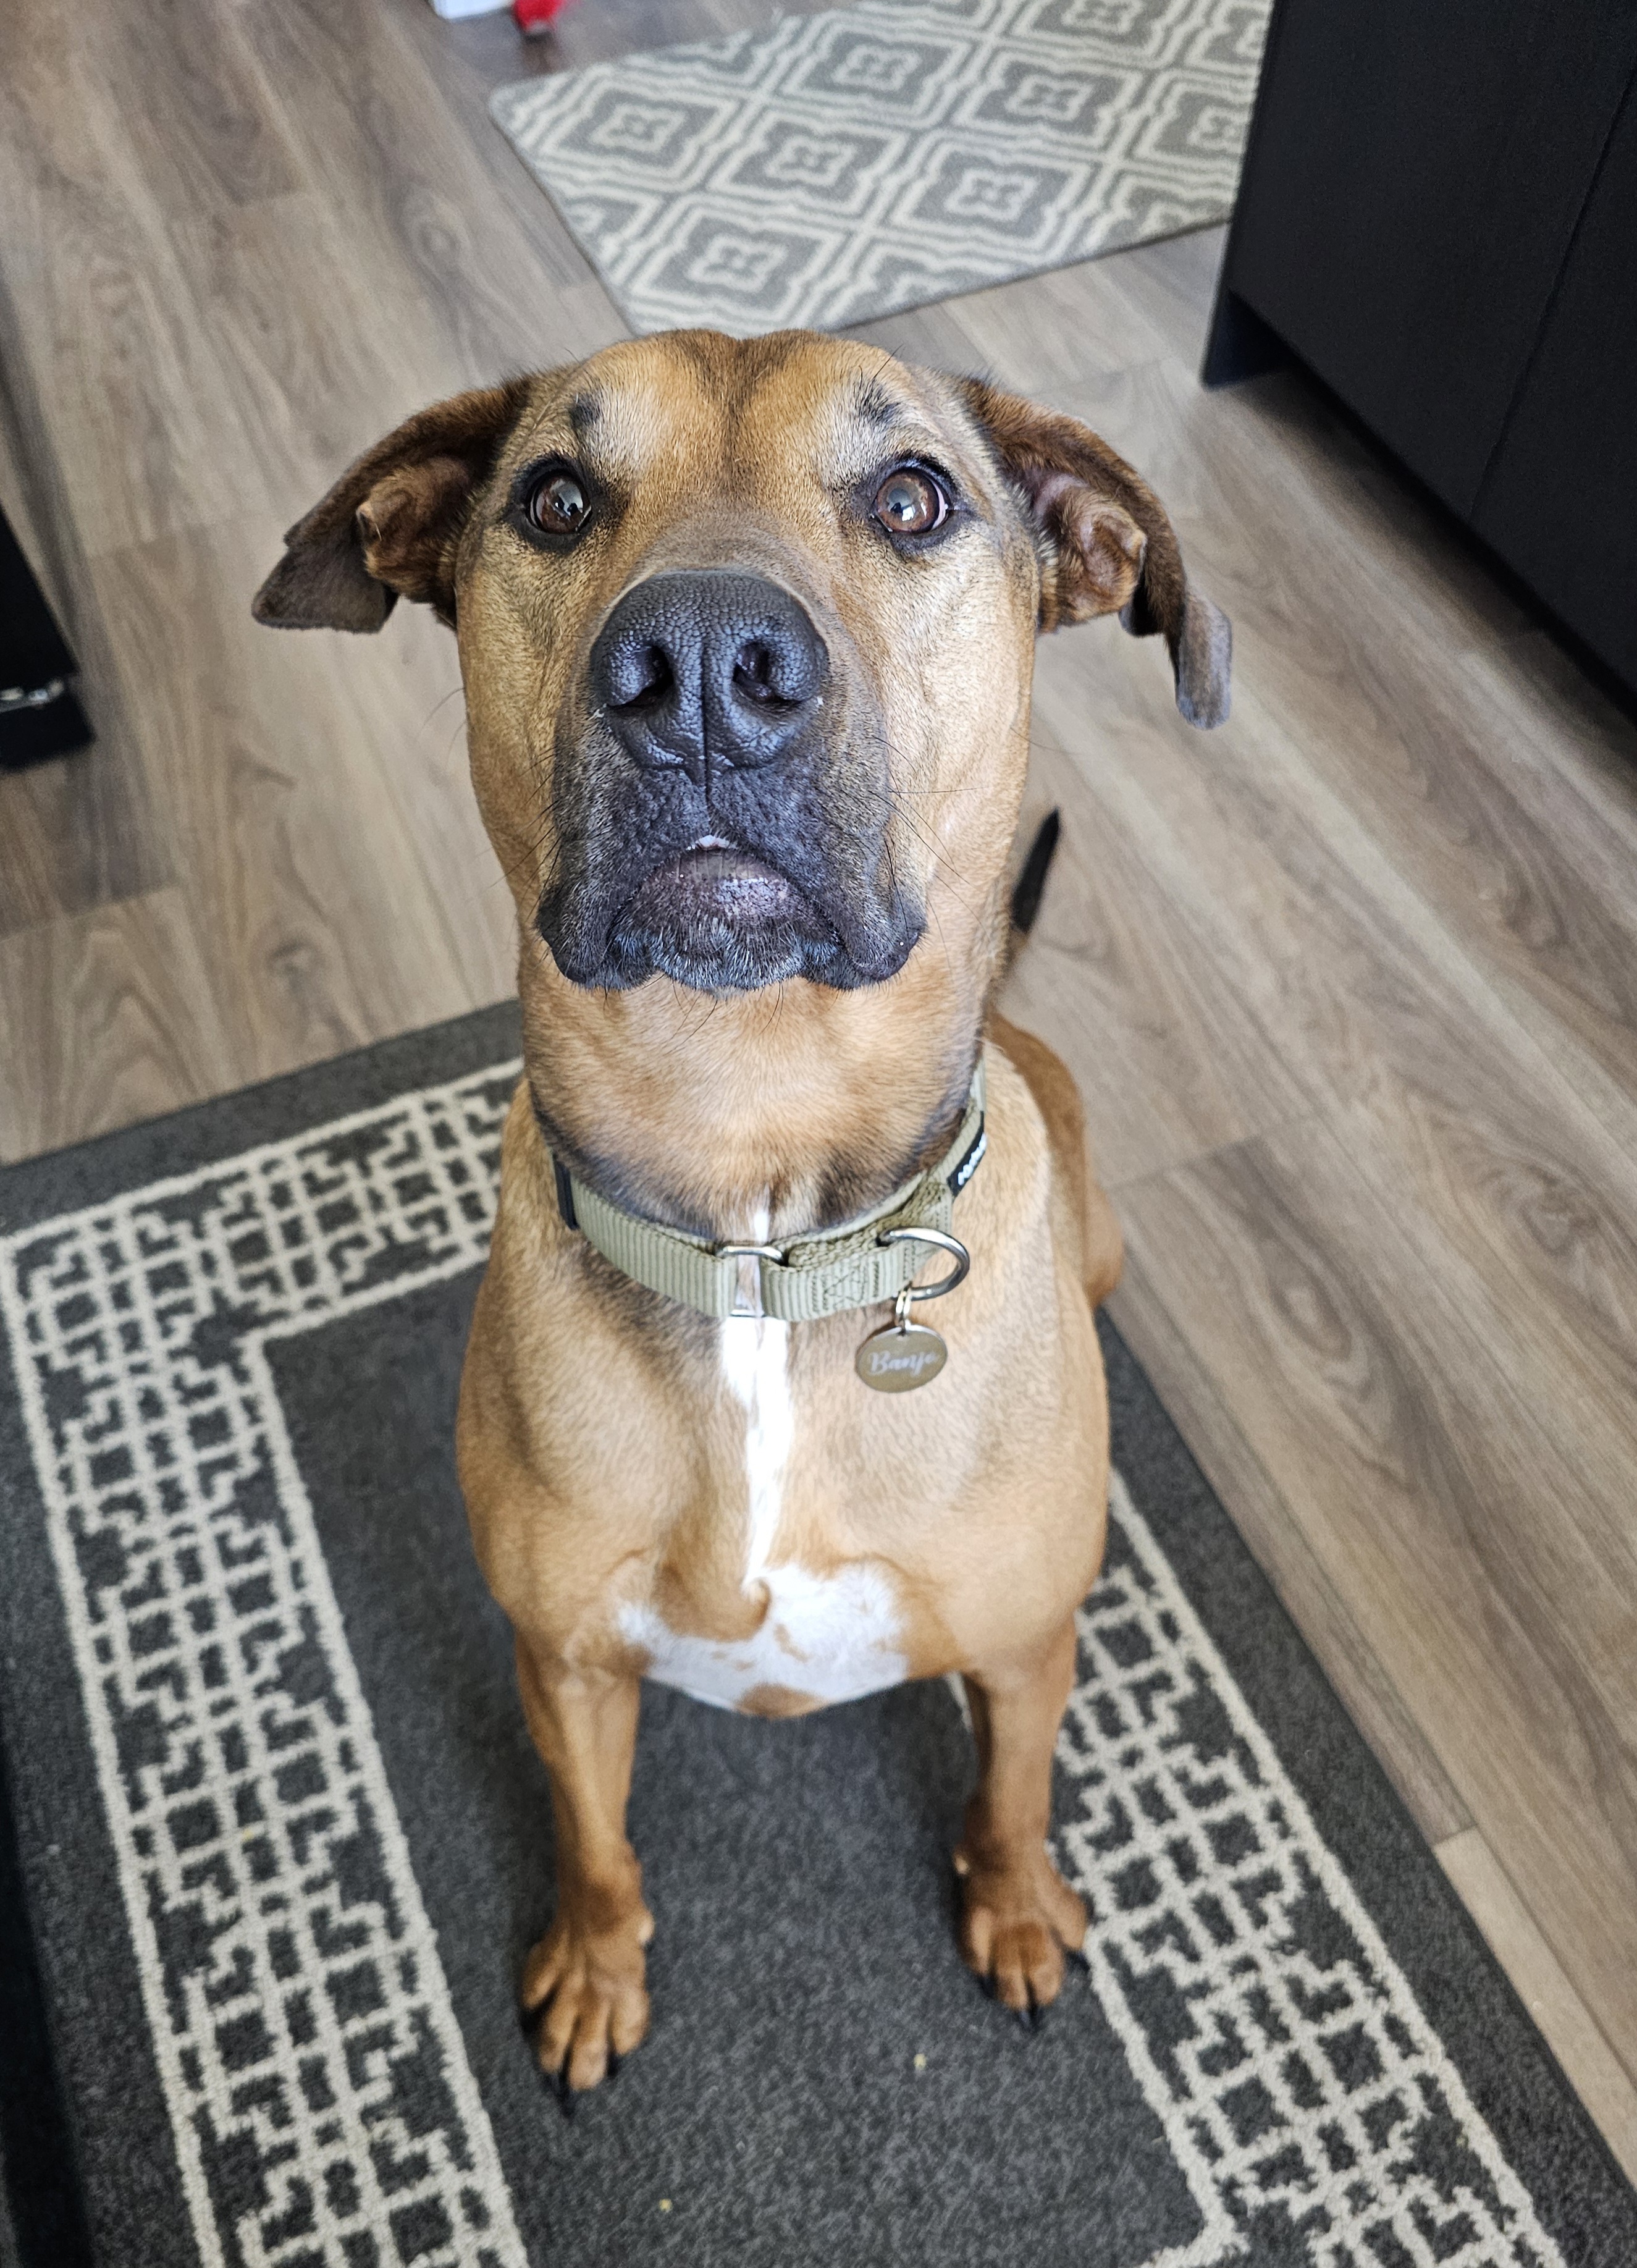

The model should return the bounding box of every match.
[537,712,926,995]
[631,842,817,926]
[604,841,841,992]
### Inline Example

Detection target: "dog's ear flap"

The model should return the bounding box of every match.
[252,378,534,633]
[956,376,1231,729]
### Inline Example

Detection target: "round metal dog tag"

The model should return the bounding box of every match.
[855,1321,948,1392]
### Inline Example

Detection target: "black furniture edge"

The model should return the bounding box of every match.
[1205,0,1637,702]
[0,506,94,774]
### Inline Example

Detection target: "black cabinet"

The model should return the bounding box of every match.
[1,508,93,772]
[1473,80,1637,691]
[1210,0,1637,696]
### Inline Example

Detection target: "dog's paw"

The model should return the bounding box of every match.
[521,1899,654,2094]
[954,1844,1087,2015]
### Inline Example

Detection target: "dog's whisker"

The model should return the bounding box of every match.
[416,681,467,741]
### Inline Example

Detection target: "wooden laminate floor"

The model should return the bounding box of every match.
[4,0,1637,2184]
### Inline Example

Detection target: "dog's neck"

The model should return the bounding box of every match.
[518,919,1000,1244]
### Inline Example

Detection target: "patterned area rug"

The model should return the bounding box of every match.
[2,1005,1635,2268]
[490,0,1271,335]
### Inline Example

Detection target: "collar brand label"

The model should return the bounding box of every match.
[950,1122,987,1196]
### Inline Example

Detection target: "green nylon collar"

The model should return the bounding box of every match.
[534,1061,987,1323]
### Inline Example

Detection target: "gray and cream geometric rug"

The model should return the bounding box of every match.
[490,0,1271,335]
[3,1005,1636,2266]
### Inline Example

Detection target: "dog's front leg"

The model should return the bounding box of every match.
[956,1616,1088,2015]
[515,1636,654,2093]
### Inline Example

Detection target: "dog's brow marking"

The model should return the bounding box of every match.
[853,376,899,428]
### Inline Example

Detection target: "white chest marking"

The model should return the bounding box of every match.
[721,1307,794,1593]
[620,1291,909,1710]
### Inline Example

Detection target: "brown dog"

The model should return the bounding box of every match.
[254,331,1229,2097]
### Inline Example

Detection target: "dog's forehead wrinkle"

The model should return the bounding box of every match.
[722,405,951,513]
[531,348,725,482]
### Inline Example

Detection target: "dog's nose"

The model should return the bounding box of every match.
[589,571,827,783]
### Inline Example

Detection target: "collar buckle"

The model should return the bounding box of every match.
[713,1241,786,1320]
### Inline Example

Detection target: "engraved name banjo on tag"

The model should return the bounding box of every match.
[856,1317,949,1391]
[856,1227,969,1394]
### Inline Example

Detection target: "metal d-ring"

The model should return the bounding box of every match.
[877,1226,970,1328]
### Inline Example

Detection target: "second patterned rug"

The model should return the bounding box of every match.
[490,0,1270,336]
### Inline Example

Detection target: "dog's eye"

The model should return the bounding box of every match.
[872,466,948,538]
[526,469,591,535]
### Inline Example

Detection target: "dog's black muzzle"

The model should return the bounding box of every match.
[537,570,922,996]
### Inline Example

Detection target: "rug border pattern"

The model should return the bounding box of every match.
[0,1071,531,2268]
[1074,1476,1565,2267]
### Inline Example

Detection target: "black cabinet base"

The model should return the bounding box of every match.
[2,504,94,771]
[1,685,95,773]
[1201,284,1291,389]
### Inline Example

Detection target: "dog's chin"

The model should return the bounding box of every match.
[603,848,854,993]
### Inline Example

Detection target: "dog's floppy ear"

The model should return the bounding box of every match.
[956,376,1231,729]
[252,378,535,633]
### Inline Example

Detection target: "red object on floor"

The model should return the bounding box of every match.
[514,0,573,30]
